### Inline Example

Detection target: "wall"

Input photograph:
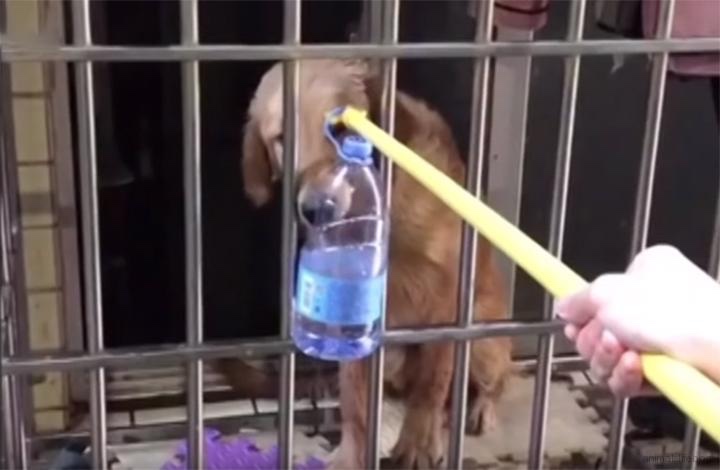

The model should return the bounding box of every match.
[4,0,80,433]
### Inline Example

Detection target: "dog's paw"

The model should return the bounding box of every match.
[466,396,498,436]
[327,449,363,470]
[327,433,364,470]
[391,406,446,469]
[326,456,357,470]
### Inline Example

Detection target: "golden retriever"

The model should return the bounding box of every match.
[238,59,513,469]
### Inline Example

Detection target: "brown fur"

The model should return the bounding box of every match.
[238,59,513,469]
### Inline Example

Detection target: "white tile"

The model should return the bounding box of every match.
[134,399,255,426]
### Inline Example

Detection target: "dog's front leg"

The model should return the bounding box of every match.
[328,359,369,470]
[391,342,454,469]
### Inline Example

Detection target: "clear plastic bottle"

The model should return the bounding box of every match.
[293,134,389,361]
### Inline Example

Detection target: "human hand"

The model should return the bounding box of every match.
[556,245,720,397]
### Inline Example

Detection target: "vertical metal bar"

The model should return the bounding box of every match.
[527,1,586,468]
[365,1,399,467]
[0,165,20,469]
[72,0,108,467]
[45,0,87,405]
[0,306,28,470]
[0,2,31,462]
[447,2,494,468]
[0,33,23,470]
[279,1,301,467]
[0,7,11,459]
[368,0,384,47]
[1,377,15,469]
[486,27,533,324]
[679,150,720,469]
[180,0,204,467]
[681,421,701,470]
[606,1,676,468]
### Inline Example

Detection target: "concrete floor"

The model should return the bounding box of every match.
[37,371,719,469]
[84,373,609,469]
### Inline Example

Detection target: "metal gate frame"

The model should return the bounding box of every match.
[2,0,720,468]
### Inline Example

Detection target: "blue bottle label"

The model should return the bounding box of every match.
[295,266,386,326]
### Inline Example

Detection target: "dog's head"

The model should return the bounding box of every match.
[241,59,376,208]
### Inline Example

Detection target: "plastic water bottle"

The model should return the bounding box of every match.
[293,133,389,361]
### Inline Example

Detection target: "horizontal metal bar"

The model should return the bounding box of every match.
[2,38,719,63]
[3,320,564,375]
[24,355,588,451]
[28,409,341,450]
[515,354,586,372]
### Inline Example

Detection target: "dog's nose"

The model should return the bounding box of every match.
[299,198,338,227]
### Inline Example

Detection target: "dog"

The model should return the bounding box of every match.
[239,59,513,469]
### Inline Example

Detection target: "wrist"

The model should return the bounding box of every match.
[668,323,720,383]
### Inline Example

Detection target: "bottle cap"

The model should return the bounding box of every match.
[340,135,373,165]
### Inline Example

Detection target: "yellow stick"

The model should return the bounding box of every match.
[336,105,720,444]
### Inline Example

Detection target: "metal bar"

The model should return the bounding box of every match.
[681,421,701,470]
[0,8,31,463]
[17,354,587,444]
[447,1,494,467]
[528,1,586,468]
[368,0,384,46]
[486,27,533,323]
[1,191,23,469]
[72,0,109,467]
[180,0,204,467]
[2,320,567,375]
[679,147,720,468]
[2,38,719,63]
[365,0,398,467]
[3,324,28,470]
[0,44,22,470]
[606,1,676,468]
[1,378,14,468]
[278,0,301,467]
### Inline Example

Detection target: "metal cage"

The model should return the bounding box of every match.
[1,0,719,469]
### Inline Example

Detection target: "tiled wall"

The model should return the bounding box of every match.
[6,0,71,433]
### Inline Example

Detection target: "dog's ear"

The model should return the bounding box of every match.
[241,118,275,207]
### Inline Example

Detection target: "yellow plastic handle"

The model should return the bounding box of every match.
[336,105,720,444]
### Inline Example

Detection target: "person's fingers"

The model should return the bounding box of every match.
[589,330,624,381]
[564,323,578,341]
[607,350,644,397]
[556,274,627,327]
[575,319,604,361]
[627,244,685,275]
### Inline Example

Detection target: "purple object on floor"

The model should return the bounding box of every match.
[160,428,326,470]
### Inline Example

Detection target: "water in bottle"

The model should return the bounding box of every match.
[293,132,389,361]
